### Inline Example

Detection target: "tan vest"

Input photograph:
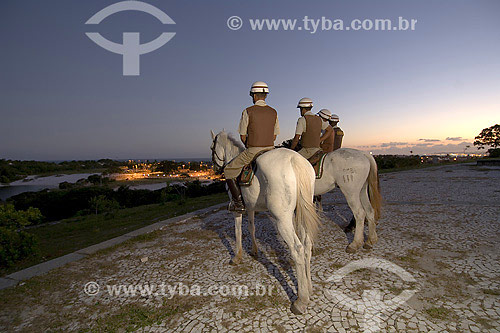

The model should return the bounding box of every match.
[333,127,344,151]
[301,115,322,148]
[246,105,277,147]
[320,125,334,152]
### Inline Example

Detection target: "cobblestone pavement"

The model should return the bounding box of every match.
[1,164,499,332]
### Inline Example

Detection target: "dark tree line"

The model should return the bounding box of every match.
[474,124,500,158]
[0,159,127,183]
[7,180,226,223]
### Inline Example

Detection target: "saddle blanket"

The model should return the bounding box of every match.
[239,150,327,186]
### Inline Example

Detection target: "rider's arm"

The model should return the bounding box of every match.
[320,125,333,143]
[291,117,305,150]
[238,109,249,147]
[274,117,280,140]
[290,134,301,150]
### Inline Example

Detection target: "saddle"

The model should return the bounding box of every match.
[307,150,327,179]
[238,149,273,186]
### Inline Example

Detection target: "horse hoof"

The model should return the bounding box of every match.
[346,244,358,253]
[250,251,258,258]
[229,258,241,265]
[291,301,307,315]
[363,243,373,250]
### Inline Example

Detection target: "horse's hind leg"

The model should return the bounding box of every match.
[360,183,378,249]
[304,232,313,295]
[344,192,366,253]
[314,195,323,212]
[248,210,258,257]
[230,212,243,265]
[296,224,313,294]
[275,216,310,315]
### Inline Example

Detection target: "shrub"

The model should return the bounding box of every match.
[487,148,500,158]
[0,204,43,228]
[0,204,41,267]
[89,195,120,215]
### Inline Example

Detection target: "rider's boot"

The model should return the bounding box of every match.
[226,178,245,212]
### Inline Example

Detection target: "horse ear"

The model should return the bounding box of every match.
[222,128,226,133]
[210,130,215,140]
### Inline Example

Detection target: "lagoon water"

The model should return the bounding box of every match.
[0,175,213,201]
[0,173,99,201]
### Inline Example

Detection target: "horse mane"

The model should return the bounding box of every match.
[223,132,244,151]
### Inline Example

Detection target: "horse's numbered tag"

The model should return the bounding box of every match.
[342,168,356,183]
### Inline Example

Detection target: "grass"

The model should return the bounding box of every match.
[1,193,228,276]
[425,306,452,320]
[92,296,198,332]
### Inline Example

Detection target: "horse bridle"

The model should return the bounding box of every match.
[211,135,226,175]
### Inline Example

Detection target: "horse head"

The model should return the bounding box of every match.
[210,130,226,174]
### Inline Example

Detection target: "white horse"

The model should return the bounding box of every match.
[210,130,321,315]
[314,148,382,253]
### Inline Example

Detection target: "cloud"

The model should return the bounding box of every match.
[446,137,463,141]
[380,142,408,147]
[418,138,441,142]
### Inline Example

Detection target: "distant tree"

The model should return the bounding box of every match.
[89,195,120,215]
[474,124,500,149]
[59,181,74,190]
[103,166,123,175]
[155,160,179,173]
[87,174,102,185]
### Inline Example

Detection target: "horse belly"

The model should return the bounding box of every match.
[314,177,336,195]
[241,175,267,211]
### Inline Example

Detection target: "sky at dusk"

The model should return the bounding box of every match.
[1,0,499,160]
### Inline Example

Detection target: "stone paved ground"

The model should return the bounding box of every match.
[0,163,499,332]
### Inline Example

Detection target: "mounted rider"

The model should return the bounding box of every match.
[223,81,280,212]
[317,109,335,153]
[329,114,344,151]
[290,98,331,159]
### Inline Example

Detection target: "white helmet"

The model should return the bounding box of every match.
[297,97,313,108]
[317,109,332,120]
[330,114,340,122]
[250,81,269,95]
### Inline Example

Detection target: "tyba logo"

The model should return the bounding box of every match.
[85,1,176,76]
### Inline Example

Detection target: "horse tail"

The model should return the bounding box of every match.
[291,154,321,243]
[364,152,382,221]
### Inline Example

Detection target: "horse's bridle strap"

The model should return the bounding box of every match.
[211,136,226,174]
